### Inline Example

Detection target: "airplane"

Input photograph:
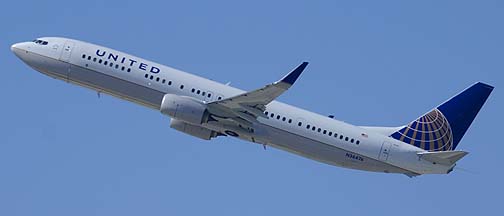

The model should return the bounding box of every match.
[11,37,494,177]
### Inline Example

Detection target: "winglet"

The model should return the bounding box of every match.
[280,62,309,85]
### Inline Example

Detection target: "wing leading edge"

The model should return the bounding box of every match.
[207,62,309,124]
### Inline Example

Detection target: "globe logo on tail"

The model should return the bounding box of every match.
[391,109,453,151]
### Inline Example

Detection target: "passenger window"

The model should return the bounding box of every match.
[82,54,86,58]
[323,130,327,134]
[288,119,292,123]
[104,61,108,65]
[168,81,172,85]
[356,140,360,145]
[197,90,200,94]
[150,75,154,80]
[121,66,125,71]
[127,68,131,72]
[162,79,166,84]
[208,94,211,98]
[276,115,280,120]
[192,88,195,93]
[317,128,321,132]
[202,92,206,96]
[109,62,113,67]
[93,57,97,62]
[328,132,332,136]
[340,135,343,139]
[88,56,91,60]
[282,117,286,121]
[351,139,354,143]
[115,64,119,69]
[270,113,274,118]
[99,59,103,63]
[345,137,349,141]
[306,125,310,129]
[298,122,302,126]
[312,126,316,131]
[156,77,160,82]
[180,85,184,89]
[144,74,148,78]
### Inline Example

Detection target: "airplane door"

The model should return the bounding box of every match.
[379,141,392,161]
[60,41,74,63]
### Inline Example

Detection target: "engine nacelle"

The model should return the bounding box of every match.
[170,119,218,140]
[160,94,207,125]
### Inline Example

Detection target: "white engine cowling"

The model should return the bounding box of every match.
[160,94,208,125]
[170,119,218,140]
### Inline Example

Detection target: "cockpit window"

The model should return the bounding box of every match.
[33,39,48,45]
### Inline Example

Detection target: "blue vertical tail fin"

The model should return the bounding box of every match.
[390,82,494,151]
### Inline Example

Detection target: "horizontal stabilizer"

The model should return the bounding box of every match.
[417,151,468,165]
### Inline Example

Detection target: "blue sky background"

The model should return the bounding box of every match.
[1,1,502,215]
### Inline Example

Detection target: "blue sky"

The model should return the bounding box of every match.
[1,0,502,215]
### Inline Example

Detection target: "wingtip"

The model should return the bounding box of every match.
[281,62,309,85]
[475,82,494,90]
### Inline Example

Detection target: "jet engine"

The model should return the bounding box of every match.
[160,94,208,125]
[160,94,220,140]
[169,118,219,140]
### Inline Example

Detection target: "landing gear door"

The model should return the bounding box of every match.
[60,41,74,63]
[379,141,392,161]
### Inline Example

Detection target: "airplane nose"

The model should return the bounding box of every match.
[11,43,18,52]
[11,42,27,59]
[11,42,21,51]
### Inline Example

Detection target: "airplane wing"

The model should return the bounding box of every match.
[206,62,308,125]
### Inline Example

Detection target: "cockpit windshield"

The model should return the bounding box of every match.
[32,39,48,45]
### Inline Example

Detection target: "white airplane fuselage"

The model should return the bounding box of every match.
[11,37,459,176]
